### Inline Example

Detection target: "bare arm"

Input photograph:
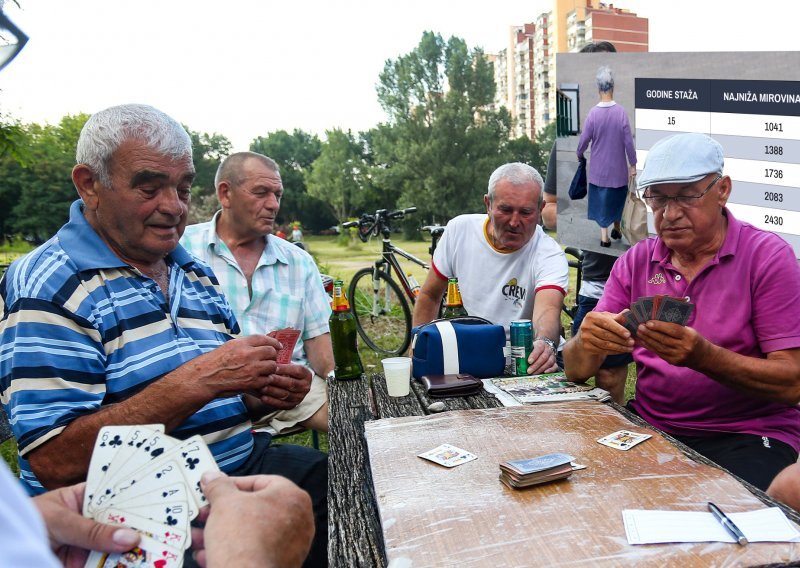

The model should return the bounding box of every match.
[637,321,800,404]
[526,288,565,374]
[28,335,290,489]
[542,192,557,231]
[303,333,334,378]
[412,270,447,327]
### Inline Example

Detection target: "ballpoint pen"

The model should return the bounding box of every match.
[708,502,748,546]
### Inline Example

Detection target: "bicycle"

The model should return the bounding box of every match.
[342,207,444,356]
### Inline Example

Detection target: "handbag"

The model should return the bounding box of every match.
[621,177,648,245]
[568,158,588,200]
[411,316,506,380]
[419,373,483,398]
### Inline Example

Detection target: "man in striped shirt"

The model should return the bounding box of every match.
[0,104,327,566]
[181,152,332,435]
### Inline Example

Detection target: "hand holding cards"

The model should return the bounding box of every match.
[83,424,220,567]
[623,295,695,336]
[267,328,301,364]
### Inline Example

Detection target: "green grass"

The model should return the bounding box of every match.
[1,439,18,475]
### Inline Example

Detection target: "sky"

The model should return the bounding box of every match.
[1,0,798,150]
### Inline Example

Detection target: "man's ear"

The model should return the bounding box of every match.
[217,181,232,209]
[484,193,491,213]
[72,164,102,210]
[717,175,732,208]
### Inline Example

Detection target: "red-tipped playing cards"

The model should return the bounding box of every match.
[82,424,220,567]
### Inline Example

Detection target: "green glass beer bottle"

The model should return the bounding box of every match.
[329,280,364,380]
[441,277,468,319]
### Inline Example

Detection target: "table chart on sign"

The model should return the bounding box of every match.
[635,78,800,259]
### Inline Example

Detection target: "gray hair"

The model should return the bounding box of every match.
[596,65,614,93]
[75,104,192,187]
[215,151,280,189]
[487,162,544,206]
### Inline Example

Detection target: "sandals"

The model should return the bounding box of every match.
[600,240,611,248]
[611,228,622,240]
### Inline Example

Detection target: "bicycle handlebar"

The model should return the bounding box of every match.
[340,207,418,242]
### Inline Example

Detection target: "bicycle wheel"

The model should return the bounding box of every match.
[349,268,412,356]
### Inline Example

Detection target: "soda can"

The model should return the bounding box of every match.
[510,320,533,376]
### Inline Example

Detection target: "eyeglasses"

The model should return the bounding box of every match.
[642,174,722,210]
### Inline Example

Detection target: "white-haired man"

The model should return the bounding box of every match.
[0,104,327,566]
[412,162,569,374]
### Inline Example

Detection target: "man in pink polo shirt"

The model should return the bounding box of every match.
[564,133,800,490]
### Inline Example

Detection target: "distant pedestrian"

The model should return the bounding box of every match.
[576,65,637,248]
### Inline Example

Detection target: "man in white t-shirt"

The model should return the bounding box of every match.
[413,162,569,374]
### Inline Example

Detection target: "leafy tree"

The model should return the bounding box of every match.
[502,122,556,183]
[370,32,512,224]
[185,127,232,196]
[250,129,335,232]
[306,128,371,222]
[6,114,89,241]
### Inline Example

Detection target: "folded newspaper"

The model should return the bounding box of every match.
[483,372,610,406]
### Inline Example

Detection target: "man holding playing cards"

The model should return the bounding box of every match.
[0,104,327,565]
[564,132,800,490]
[181,151,332,435]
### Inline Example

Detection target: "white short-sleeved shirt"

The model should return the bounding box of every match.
[0,464,60,567]
[432,214,568,335]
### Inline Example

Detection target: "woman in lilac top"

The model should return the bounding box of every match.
[576,65,637,247]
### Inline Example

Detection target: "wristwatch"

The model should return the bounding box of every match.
[535,337,557,357]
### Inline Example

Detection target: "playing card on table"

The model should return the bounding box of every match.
[267,327,301,364]
[418,443,478,467]
[597,430,652,451]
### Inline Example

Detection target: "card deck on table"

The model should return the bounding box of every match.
[83,425,220,568]
[267,327,301,364]
[498,452,583,489]
[597,430,652,451]
[418,444,478,467]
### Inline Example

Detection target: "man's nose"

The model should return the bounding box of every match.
[159,187,186,216]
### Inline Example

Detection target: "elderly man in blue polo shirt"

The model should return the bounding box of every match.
[0,104,327,566]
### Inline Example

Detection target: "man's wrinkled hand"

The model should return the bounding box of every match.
[257,364,312,409]
[578,311,634,355]
[187,335,281,399]
[636,320,707,367]
[527,340,559,375]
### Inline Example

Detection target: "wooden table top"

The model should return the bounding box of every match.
[328,374,800,567]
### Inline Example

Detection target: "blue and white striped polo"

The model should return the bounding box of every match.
[0,200,254,494]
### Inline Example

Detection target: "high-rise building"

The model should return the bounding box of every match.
[490,1,647,141]
[569,3,648,52]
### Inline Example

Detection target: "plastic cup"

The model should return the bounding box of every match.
[381,357,412,397]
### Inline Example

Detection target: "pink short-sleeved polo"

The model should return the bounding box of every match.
[596,209,800,451]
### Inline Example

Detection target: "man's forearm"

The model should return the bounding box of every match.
[693,345,800,405]
[303,334,334,378]
[412,293,440,327]
[28,368,212,489]
[531,291,563,344]
[563,333,606,382]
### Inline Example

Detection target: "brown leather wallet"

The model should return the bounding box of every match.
[420,373,483,398]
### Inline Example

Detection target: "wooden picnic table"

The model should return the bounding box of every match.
[328,374,800,567]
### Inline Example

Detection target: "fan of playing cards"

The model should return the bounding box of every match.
[623,295,695,335]
[82,424,220,568]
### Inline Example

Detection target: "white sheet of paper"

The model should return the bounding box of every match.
[623,507,800,544]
